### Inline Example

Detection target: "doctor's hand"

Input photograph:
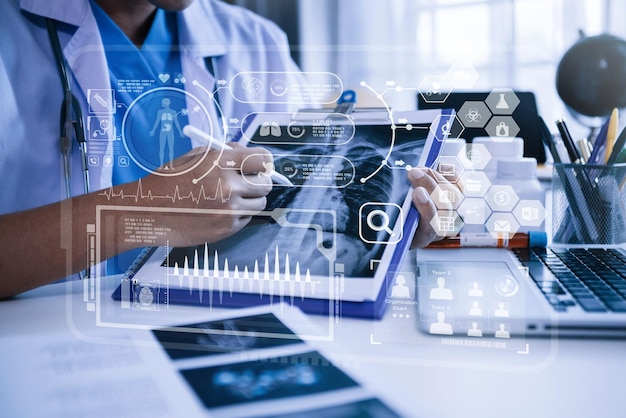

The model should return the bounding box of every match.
[134,145,273,248]
[407,167,461,249]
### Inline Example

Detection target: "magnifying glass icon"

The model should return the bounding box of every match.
[366,209,394,236]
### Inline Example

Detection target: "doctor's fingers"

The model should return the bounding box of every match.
[408,168,460,210]
[170,145,273,174]
[226,170,273,199]
[407,167,439,190]
[224,146,274,196]
[220,145,274,175]
[410,186,439,248]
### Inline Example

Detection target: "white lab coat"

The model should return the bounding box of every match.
[0,0,303,215]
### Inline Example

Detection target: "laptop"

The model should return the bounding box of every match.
[417,91,547,164]
[414,245,626,338]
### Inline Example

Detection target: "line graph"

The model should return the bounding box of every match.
[98,178,232,204]
[168,243,320,306]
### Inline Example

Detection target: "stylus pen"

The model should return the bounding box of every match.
[425,231,548,249]
[182,125,294,186]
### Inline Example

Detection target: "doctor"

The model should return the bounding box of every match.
[0,0,444,299]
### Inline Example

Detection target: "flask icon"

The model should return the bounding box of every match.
[496,93,509,109]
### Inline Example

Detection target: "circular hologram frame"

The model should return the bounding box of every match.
[121,87,214,176]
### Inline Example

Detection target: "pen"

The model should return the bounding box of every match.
[425,232,547,249]
[539,117,561,163]
[606,125,626,165]
[556,118,583,164]
[182,125,294,186]
[588,115,610,164]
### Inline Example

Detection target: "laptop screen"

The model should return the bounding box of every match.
[417,91,546,163]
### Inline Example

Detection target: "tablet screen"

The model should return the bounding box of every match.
[109,109,449,305]
[164,117,429,285]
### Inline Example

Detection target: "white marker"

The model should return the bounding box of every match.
[182,125,294,186]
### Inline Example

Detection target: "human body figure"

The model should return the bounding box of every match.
[150,98,185,168]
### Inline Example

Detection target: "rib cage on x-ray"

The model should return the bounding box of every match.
[266,143,393,240]
[167,124,427,278]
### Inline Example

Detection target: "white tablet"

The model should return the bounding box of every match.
[113,108,451,318]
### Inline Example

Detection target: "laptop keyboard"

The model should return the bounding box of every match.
[513,248,626,313]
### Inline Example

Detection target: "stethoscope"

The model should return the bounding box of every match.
[46,18,90,199]
[45,16,225,280]
[46,18,90,279]
[45,16,225,200]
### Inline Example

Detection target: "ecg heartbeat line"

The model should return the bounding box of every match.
[98,178,232,204]
[170,244,320,306]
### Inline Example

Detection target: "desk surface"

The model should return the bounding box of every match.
[1,272,625,418]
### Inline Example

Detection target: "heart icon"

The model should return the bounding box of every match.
[158,73,170,83]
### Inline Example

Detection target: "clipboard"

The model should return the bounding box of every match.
[112,108,452,319]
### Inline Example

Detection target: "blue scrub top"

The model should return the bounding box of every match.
[91,2,192,185]
[1,0,304,217]
[1,0,306,281]
[92,3,194,273]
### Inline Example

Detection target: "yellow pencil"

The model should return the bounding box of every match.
[605,107,619,163]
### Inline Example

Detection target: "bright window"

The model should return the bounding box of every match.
[299,0,623,138]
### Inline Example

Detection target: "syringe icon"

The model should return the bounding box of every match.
[93,93,110,109]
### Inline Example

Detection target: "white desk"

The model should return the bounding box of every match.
[1,268,625,418]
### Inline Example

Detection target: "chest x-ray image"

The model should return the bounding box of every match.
[166,116,430,283]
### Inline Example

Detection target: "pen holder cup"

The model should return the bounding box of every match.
[552,163,626,245]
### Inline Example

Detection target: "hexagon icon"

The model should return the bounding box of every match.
[418,75,452,104]
[436,155,465,184]
[458,101,492,129]
[485,88,520,115]
[446,62,480,90]
[431,210,464,237]
[439,137,467,158]
[429,114,465,142]
[430,186,463,210]
[485,116,520,138]
[486,213,520,236]
[513,200,547,227]
[486,185,519,212]
[459,171,491,198]
[460,143,491,170]
[458,198,492,225]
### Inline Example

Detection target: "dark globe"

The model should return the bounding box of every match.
[556,34,626,118]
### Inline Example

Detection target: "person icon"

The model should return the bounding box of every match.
[429,276,453,300]
[467,322,483,337]
[429,311,453,335]
[149,97,185,169]
[391,274,411,298]
[468,282,483,297]
[469,300,482,316]
[495,323,510,339]
[494,302,509,317]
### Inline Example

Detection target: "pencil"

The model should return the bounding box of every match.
[605,108,619,163]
